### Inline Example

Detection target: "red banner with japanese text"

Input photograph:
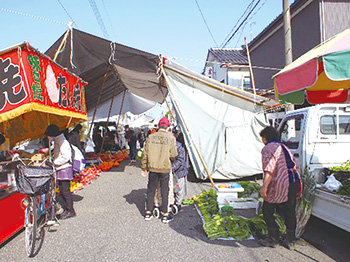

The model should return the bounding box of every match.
[0,43,87,146]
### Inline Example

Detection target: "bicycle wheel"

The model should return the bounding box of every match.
[25,196,45,257]
[24,196,36,257]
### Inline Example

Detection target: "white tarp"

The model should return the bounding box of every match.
[163,62,275,180]
[87,90,156,122]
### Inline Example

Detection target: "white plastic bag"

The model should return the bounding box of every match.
[84,137,95,153]
[323,174,342,191]
[71,144,86,172]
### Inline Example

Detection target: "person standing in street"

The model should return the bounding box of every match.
[93,128,103,154]
[171,131,188,213]
[141,117,178,224]
[258,126,302,249]
[137,129,146,148]
[45,124,76,220]
[128,129,137,162]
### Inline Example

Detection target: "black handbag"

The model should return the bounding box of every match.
[15,164,54,196]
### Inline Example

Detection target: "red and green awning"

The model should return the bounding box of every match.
[274,29,350,104]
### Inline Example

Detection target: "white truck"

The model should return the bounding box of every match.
[278,103,350,232]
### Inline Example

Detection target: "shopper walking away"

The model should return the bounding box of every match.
[129,129,137,162]
[171,131,188,214]
[137,129,146,148]
[45,124,76,220]
[258,126,302,249]
[141,117,178,223]
[93,128,103,154]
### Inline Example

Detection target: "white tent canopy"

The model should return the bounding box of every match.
[163,61,279,180]
[87,90,156,122]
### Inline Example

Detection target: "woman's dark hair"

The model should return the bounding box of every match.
[72,124,82,133]
[259,126,279,142]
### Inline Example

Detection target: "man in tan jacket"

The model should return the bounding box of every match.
[141,117,178,223]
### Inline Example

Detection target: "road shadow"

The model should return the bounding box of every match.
[302,216,350,262]
[123,188,147,216]
[166,204,262,248]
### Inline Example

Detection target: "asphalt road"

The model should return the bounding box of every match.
[1,160,349,262]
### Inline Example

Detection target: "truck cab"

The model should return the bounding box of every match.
[278,104,350,232]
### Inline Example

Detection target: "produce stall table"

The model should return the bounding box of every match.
[0,42,87,245]
[0,161,25,245]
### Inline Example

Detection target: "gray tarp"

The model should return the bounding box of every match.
[45,28,167,117]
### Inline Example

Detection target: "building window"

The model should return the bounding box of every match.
[243,76,250,89]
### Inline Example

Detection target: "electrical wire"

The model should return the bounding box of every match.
[167,56,281,71]
[233,0,268,48]
[194,0,218,47]
[221,0,261,48]
[101,0,117,40]
[220,0,256,48]
[0,7,66,25]
[56,0,79,28]
[88,0,110,39]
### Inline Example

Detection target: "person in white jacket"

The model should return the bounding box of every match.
[45,124,76,220]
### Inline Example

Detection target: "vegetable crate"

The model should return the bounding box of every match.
[224,197,259,213]
[214,185,244,206]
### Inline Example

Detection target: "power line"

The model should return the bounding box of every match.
[101,0,117,40]
[221,0,261,48]
[57,0,79,28]
[88,0,110,39]
[194,0,218,47]
[233,0,268,48]
[167,56,281,71]
[220,0,256,48]
[0,7,66,25]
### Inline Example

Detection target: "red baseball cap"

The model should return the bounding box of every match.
[158,117,170,127]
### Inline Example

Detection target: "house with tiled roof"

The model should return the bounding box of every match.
[203,48,251,91]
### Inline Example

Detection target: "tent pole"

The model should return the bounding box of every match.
[161,67,215,187]
[87,66,110,137]
[100,82,117,154]
[157,55,175,122]
[244,37,257,105]
[158,85,175,122]
[116,89,126,129]
[53,23,73,62]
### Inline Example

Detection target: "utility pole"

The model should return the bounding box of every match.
[283,0,294,111]
[283,0,293,66]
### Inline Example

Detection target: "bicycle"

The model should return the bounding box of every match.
[14,155,59,257]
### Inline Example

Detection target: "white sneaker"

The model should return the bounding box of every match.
[47,219,60,226]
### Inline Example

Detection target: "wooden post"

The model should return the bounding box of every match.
[161,66,215,187]
[87,66,110,137]
[53,22,73,62]
[100,82,117,154]
[244,37,256,104]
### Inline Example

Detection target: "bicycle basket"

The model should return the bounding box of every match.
[15,164,54,196]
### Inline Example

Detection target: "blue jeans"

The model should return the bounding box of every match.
[129,144,137,160]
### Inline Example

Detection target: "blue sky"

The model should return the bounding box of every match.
[1,0,295,73]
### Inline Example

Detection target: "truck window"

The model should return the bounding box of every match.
[320,116,336,134]
[339,115,350,134]
[280,116,303,149]
[321,115,350,134]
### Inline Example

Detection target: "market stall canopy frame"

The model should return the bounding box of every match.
[45,28,167,118]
